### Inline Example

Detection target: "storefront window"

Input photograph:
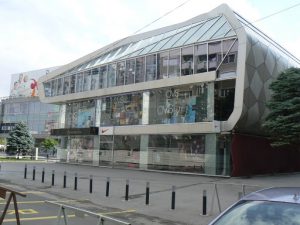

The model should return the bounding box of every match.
[146,54,157,81]
[69,136,94,164]
[107,64,116,87]
[149,83,213,124]
[181,46,193,75]
[99,66,107,89]
[43,82,51,97]
[100,93,143,126]
[135,57,145,83]
[125,59,135,85]
[65,100,96,128]
[57,78,63,96]
[116,61,125,86]
[168,49,180,78]
[195,44,207,73]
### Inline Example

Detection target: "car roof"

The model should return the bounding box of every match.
[242,187,300,204]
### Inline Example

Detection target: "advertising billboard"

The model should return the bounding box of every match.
[10,66,59,97]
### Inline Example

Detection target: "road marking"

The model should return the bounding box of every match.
[0,199,88,205]
[3,215,76,223]
[6,209,38,215]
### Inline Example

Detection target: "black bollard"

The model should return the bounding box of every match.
[106,177,110,197]
[32,166,36,181]
[63,171,67,188]
[74,173,78,190]
[24,164,27,179]
[89,175,93,193]
[42,168,45,183]
[171,185,176,210]
[146,182,150,205]
[202,190,207,215]
[51,170,55,186]
[125,179,129,201]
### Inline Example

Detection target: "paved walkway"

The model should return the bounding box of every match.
[1,161,300,225]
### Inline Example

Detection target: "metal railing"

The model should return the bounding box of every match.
[45,201,131,225]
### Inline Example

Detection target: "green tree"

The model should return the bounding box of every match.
[263,67,300,147]
[41,138,58,153]
[6,122,34,156]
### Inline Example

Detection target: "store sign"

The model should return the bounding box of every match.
[99,127,114,135]
[51,127,99,136]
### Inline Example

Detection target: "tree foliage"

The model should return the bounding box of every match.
[263,67,300,147]
[6,122,34,155]
[41,138,58,151]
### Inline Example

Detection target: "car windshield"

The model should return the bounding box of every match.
[212,200,300,225]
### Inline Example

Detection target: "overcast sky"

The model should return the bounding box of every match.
[0,0,299,97]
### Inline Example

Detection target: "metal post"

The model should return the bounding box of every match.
[202,190,207,215]
[63,171,67,188]
[146,182,150,205]
[89,175,93,193]
[125,179,129,201]
[52,170,55,186]
[171,185,176,210]
[24,164,27,179]
[32,166,36,181]
[74,173,78,190]
[42,168,45,183]
[106,177,110,197]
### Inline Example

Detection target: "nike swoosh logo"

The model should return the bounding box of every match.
[101,128,109,133]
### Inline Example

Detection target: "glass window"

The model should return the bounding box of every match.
[83,70,91,91]
[107,64,116,87]
[70,74,76,93]
[198,16,226,42]
[44,81,51,98]
[149,37,171,53]
[146,54,157,81]
[195,44,207,73]
[125,59,135,85]
[181,46,193,76]
[99,66,107,89]
[63,76,70,95]
[76,73,84,92]
[168,49,180,78]
[212,22,232,39]
[116,61,125,86]
[158,51,168,79]
[90,68,99,90]
[160,31,187,50]
[57,78,63,96]
[51,79,57,97]
[208,42,222,71]
[135,57,145,83]
[173,24,203,48]
[100,93,143,126]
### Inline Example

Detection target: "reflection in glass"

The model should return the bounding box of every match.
[107,64,116,87]
[70,75,76,93]
[181,46,193,75]
[76,73,83,92]
[158,51,168,79]
[99,66,107,89]
[90,68,99,90]
[83,70,91,91]
[51,79,57,97]
[135,57,145,83]
[195,44,207,73]
[116,61,125,86]
[208,41,221,71]
[168,49,180,78]
[57,78,63,96]
[125,59,135,85]
[63,76,70,95]
[146,54,157,81]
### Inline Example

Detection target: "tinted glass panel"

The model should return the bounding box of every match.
[181,46,193,76]
[99,66,107,89]
[146,54,157,81]
[172,24,203,48]
[57,78,63,96]
[91,68,99,90]
[116,61,125,86]
[70,75,76,93]
[107,64,116,87]
[169,49,180,78]
[135,57,145,83]
[158,51,168,79]
[63,76,70,95]
[76,73,83,92]
[195,44,207,73]
[83,70,91,91]
[125,59,135,85]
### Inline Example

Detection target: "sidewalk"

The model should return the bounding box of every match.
[1,162,300,225]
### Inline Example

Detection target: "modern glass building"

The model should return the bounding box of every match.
[0,67,60,148]
[39,4,300,176]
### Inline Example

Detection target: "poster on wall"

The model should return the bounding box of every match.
[10,66,59,97]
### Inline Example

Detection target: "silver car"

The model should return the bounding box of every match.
[208,187,300,225]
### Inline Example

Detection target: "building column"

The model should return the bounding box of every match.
[139,135,149,169]
[59,104,66,128]
[204,134,217,175]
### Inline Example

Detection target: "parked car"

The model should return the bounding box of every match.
[208,187,300,225]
